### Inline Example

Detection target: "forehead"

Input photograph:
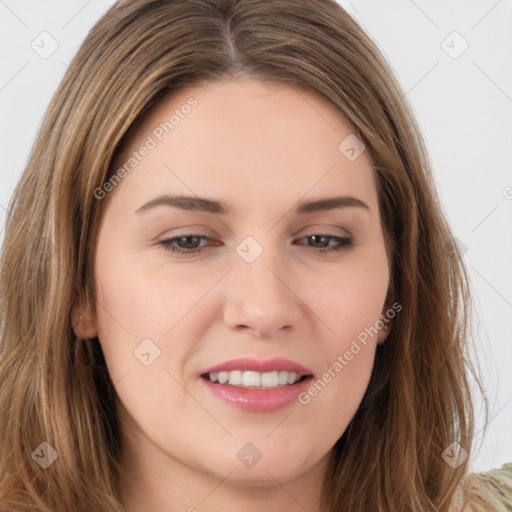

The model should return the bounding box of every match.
[108,78,378,215]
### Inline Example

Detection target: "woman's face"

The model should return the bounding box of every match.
[79,79,391,492]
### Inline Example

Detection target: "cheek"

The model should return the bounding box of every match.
[93,247,218,392]
[296,247,388,419]
[297,344,375,447]
[318,245,390,342]
[298,268,386,432]
[93,256,194,421]
[94,252,202,340]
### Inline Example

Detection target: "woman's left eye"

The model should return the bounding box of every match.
[158,234,353,255]
[297,234,353,253]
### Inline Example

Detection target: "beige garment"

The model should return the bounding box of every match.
[453,463,512,512]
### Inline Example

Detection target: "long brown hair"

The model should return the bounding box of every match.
[0,0,489,510]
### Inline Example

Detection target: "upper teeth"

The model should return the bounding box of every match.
[207,370,303,388]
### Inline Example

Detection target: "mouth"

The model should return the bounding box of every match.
[199,357,314,389]
[199,372,314,413]
[198,357,314,412]
[201,370,312,389]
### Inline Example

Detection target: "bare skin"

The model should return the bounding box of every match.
[73,78,392,512]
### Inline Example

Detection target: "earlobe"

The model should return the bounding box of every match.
[377,292,396,345]
[71,297,98,340]
[376,318,393,345]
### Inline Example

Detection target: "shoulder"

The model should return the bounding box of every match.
[454,463,512,512]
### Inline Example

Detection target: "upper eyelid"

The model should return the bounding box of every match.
[161,232,351,241]
[159,223,353,239]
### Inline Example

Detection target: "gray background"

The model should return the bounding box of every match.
[0,0,511,473]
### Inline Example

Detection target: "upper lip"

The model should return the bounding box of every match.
[201,357,314,377]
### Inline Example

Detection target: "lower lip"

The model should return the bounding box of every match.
[200,376,314,412]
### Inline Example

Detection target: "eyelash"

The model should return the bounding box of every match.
[158,234,354,255]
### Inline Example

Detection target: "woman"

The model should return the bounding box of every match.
[0,0,510,511]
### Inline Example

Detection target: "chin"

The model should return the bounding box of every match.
[194,441,323,484]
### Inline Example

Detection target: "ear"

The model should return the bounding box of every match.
[377,283,396,345]
[376,321,391,345]
[376,309,393,346]
[71,296,98,340]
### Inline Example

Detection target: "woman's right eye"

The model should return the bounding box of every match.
[158,235,213,254]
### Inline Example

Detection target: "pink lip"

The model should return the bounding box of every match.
[200,357,314,377]
[200,375,314,413]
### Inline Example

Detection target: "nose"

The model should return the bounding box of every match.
[223,247,304,338]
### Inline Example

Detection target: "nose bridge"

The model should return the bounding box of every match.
[223,235,302,336]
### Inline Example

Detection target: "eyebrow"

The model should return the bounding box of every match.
[134,194,370,215]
